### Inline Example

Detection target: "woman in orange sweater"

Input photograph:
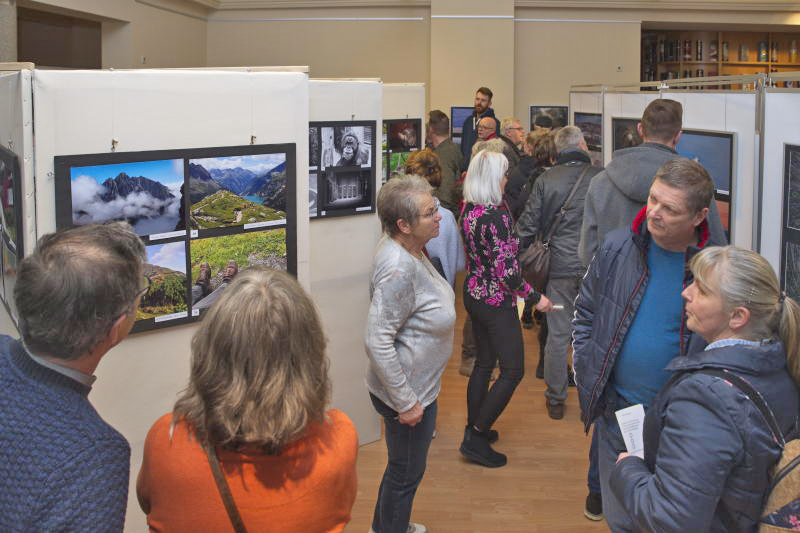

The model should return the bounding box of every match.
[137,267,358,533]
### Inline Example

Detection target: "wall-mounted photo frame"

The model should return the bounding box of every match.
[54,143,297,333]
[450,106,474,146]
[573,112,603,167]
[782,144,800,302]
[611,117,643,152]
[308,120,377,218]
[382,118,422,183]
[530,105,568,131]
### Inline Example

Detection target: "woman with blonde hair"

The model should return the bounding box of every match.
[404,149,465,287]
[459,149,552,468]
[610,246,800,532]
[137,267,357,533]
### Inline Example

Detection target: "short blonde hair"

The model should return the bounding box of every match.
[173,267,330,453]
[463,150,507,207]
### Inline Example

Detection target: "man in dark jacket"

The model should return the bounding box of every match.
[579,98,727,266]
[516,126,600,420]
[572,158,715,533]
[498,117,523,172]
[427,110,463,217]
[460,87,500,168]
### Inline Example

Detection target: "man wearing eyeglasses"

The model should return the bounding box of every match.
[499,118,524,171]
[0,222,145,533]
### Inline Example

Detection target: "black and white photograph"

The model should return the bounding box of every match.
[309,126,320,168]
[309,172,318,217]
[0,145,23,256]
[530,105,568,131]
[188,153,287,231]
[784,241,800,302]
[321,125,373,168]
[387,119,421,152]
[67,158,185,239]
[612,117,644,151]
[321,168,372,212]
[786,144,800,231]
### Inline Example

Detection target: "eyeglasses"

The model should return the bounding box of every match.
[508,127,524,131]
[136,275,151,300]
[420,197,440,219]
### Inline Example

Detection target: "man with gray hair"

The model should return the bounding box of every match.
[515,126,601,420]
[498,117,524,170]
[0,222,146,532]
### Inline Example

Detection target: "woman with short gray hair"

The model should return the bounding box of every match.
[367,175,456,533]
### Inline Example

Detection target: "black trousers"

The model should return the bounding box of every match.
[464,293,525,431]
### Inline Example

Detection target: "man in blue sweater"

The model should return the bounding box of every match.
[573,159,715,533]
[0,222,146,532]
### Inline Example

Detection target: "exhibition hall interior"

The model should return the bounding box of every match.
[2,1,800,532]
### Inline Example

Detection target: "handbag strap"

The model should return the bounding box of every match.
[543,163,591,243]
[202,440,249,533]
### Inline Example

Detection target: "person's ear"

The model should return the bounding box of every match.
[692,207,709,228]
[636,122,645,139]
[396,218,413,235]
[107,311,132,346]
[672,130,683,147]
[729,306,751,332]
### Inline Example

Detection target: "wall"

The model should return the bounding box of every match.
[17,7,102,68]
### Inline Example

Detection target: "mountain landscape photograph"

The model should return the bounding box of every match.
[188,153,287,230]
[70,159,184,237]
[138,242,188,321]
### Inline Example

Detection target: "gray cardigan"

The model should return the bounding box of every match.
[365,236,456,413]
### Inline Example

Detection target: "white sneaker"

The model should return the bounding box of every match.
[368,523,427,533]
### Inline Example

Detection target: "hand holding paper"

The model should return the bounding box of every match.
[615,404,645,459]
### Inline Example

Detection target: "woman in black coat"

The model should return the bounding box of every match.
[610,246,800,532]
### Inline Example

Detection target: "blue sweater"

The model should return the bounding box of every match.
[0,336,130,532]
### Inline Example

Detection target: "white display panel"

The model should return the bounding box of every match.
[309,79,383,445]
[602,91,661,166]
[32,68,309,533]
[761,91,800,273]
[569,91,603,167]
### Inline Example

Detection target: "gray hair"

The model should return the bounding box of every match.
[690,246,800,385]
[554,126,585,153]
[377,175,433,237]
[15,222,145,360]
[463,150,507,206]
[500,117,521,136]
[653,158,714,214]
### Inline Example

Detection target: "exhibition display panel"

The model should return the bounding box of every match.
[54,143,298,333]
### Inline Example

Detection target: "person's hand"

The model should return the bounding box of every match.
[616,452,632,464]
[535,294,554,312]
[397,402,424,426]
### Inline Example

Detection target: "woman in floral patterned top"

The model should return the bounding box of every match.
[458,150,552,468]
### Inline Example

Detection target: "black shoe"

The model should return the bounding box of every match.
[568,367,576,387]
[459,426,507,467]
[584,491,603,521]
[546,401,564,420]
[465,425,498,443]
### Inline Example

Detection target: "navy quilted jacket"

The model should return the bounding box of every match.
[572,207,709,430]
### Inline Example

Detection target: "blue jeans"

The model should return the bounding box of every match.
[588,425,600,494]
[597,414,636,532]
[370,394,437,533]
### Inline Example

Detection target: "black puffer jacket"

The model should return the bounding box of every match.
[610,341,799,533]
[572,207,710,430]
[504,155,538,220]
[515,150,600,279]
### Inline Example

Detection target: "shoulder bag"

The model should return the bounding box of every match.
[203,439,249,533]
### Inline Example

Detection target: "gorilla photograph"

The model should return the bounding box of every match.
[321,125,373,168]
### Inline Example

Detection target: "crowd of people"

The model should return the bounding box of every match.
[0,88,797,533]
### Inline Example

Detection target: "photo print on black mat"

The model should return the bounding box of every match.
[785,241,800,302]
[612,118,643,152]
[387,119,422,152]
[188,153,288,234]
[139,242,189,324]
[321,125,373,169]
[574,112,603,167]
[530,106,568,131]
[68,158,186,241]
[190,229,287,313]
[786,145,800,231]
[309,127,320,169]
[0,145,23,257]
[309,172,318,217]
[320,168,372,213]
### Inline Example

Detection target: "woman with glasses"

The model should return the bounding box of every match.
[459,150,552,468]
[365,175,456,533]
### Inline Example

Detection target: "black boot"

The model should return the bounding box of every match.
[464,424,498,443]
[459,426,507,467]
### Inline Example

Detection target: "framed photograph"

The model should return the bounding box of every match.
[782,144,800,301]
[309,121,377,218]
[309,126,320,169]
[530,105,568,131]
[611,117,643,152]
[676,129,735,235]
[450,106,474,145]
[574,112,603,167]
[54,143,297,333]
[0,145,24,258]
[386,119,422,152]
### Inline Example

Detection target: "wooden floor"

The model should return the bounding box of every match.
[345,276,608,533]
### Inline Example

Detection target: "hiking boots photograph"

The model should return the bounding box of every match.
[584,491,603,521]
[222,260,239,283]
[459,425,506,467]
[196,262,211,292]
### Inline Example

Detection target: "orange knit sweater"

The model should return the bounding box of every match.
[137,409,358,533]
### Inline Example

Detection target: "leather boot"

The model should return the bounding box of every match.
[459,426,506,467]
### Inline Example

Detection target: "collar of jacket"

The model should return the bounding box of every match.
[555,149,591,166]
[639,141,677,154]
[666,339,786,377]
[630,205,711,251]
[499,134,522,156]
[474,108,496,119]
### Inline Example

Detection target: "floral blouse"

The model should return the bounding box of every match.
[461,202,534,307]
